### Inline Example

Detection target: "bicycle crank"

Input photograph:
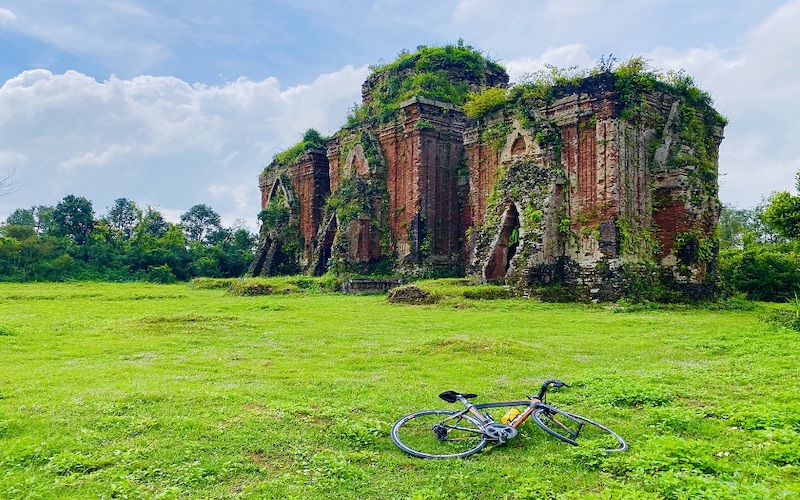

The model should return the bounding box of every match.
[482,423,518,443]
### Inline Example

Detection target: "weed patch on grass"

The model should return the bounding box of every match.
[573,378,674,408]
[422,336,523,355]
[139,314,238,324]
[226,281,275,296]
[188,277,238,290]
[761,309,800,332]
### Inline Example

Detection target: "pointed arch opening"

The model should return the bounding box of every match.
[315,216,338,275]
[484,203,521,282]
[268,178,293,208]
[511,134,527,156]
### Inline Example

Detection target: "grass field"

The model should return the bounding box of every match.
[1,281,799,499]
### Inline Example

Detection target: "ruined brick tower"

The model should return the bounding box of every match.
[250,45,725,300]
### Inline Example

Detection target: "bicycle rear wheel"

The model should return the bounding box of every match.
[391,410,488,459]
[532,407,628,452]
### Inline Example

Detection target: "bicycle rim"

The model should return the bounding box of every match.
[391,410,488,459]
[532,407,628,452]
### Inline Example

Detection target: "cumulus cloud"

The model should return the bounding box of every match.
[452,0,800,207]
[645,0,800,206]
[0,64,369,229]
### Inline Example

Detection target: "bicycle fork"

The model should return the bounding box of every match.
[548,411,584,438]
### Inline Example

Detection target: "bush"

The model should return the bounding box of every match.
[463,87,507,119]
[719,247,800,301]
[146,264,176,284]
[226,281,274,296]
[387,285,437,305]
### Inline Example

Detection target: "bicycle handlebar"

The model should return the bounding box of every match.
[536,379,570,400]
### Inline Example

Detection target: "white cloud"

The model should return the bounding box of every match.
[0,64,369,229]
[644,0,800,206]
[0,7,16,24]
[1,1,176,75]
[504,44,594,83]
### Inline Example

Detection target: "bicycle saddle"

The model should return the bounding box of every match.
[438,391,477,403]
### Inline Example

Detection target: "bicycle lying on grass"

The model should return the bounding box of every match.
[391,379,628,459]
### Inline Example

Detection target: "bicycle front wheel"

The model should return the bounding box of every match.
[391,410,488,459]
[533,407,628,452]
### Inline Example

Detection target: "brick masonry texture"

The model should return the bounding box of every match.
[251,66,724,300]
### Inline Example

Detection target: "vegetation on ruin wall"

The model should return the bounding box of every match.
[477,158,563,281]
[325,132,388,227]
[266,129,327,172]
[257,185,302,275]
[468,58,725,267]
[346,41,505,126]
[467,56,726,125]
[323,131,392,275]
[257,129,326,275]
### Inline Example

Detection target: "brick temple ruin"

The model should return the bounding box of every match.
[250,46,725,300]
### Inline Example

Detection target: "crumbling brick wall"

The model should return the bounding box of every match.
[253,67,724,300]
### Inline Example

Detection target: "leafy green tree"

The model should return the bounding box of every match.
[1,225,36,241]
[6,208,35,227]
[202,226,256,277]
[718,203,772,249]
[32,206,54,235]
[126,223,190,279]
[180,204,222,244]
[0,235,21,277]
[51,195,95,245]
[83,220,128,279]
[105,198,141,239]
[762,175,800,239]
[220,227,257,276]
[138,206,169,238]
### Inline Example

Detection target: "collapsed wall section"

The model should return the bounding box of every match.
[465,74,724,300]
[250,149,329,276]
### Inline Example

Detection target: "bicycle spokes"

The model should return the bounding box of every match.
[534,408,627,452]
[395,412,485,456]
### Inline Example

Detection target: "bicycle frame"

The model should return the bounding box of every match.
[461,397,544,429]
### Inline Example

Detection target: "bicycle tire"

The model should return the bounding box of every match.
[391,410,489,459]
[532,407,628,452]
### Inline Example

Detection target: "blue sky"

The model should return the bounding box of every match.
[1,0,798,229]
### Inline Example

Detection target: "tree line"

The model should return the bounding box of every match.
[0,196,256,283]
[3,170,800,302]
[717,170,800,302]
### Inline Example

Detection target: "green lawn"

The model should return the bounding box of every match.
[0,282,798,499]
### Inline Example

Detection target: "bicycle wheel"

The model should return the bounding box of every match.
[532,407,628,452]
[391,410,489,459]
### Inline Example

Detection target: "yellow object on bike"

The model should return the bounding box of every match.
[501,408,520,424]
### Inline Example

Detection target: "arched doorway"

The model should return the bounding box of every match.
[484,203,520,282]
[314,216,338,275]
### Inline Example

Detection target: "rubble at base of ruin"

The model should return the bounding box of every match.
[250,60,724,302]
